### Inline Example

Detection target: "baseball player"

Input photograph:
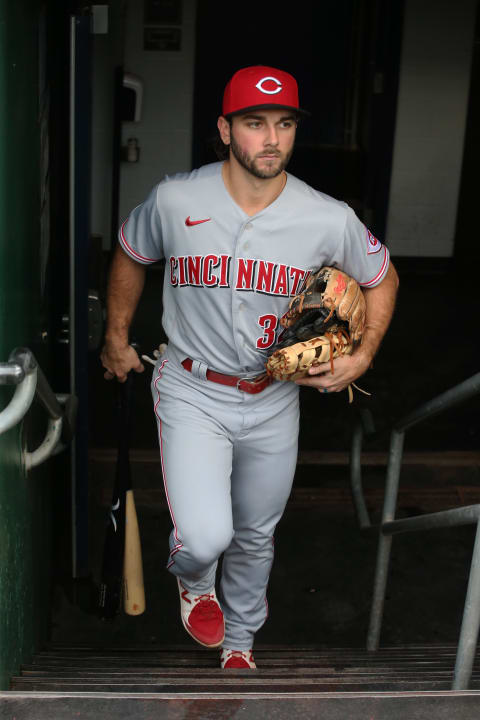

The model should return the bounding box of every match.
[101,65,399,669]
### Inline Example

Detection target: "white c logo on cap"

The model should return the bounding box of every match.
[255,76,282,95]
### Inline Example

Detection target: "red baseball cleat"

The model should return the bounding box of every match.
[177,578,225,648]
[220,648,256,669]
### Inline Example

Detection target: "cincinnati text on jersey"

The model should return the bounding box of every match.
[169,254,311,296]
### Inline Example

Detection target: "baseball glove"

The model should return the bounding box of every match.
[265,267,369,401]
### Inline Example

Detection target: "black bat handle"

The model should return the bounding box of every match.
[98,362,137,619]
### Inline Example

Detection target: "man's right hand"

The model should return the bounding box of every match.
[100,341,145,382]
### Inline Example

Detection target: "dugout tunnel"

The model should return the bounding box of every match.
[1,0,480,715]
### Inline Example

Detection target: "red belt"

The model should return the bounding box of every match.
[181,358,272,394]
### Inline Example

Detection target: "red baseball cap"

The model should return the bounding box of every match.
[222,65,309,118]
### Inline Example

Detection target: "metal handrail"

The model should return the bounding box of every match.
[349,408,376,529]
[362,371,480,690]
[0,348,37,434]
[394,373,480,433]
[0,347,76,468]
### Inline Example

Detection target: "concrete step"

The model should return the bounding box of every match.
[9,644,480,690]
[2,689,480,719]
[4,645,480,718]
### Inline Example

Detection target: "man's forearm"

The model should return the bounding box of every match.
[356,262,399,366]
[105,246,146,346]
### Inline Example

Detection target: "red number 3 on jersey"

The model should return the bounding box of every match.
[256,314,278,349]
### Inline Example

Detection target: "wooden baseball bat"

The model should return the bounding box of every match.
[123,488,145,614]
[99,366,145,618]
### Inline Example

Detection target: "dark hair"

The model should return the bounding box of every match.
[212,136,230,161]
[211,116,233,160]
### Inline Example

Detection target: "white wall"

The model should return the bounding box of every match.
[118,0,197,224]
[386,0,476,256]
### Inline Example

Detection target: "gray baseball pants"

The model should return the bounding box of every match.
[151,346,299,649]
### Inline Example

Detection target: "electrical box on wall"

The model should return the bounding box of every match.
[121,73,143,122]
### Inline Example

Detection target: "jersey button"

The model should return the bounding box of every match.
[245,223,253,231]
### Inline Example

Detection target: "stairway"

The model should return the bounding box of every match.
[2,645,480,718]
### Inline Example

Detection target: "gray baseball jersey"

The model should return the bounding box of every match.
[119,161,389,375]
[119,160,390,650]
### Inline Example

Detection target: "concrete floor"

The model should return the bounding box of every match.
[51,479,477,650]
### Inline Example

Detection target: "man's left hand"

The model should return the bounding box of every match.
[294,351,370,393]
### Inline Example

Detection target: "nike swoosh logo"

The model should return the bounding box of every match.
[110,498,120,532]
[185,216,211,226]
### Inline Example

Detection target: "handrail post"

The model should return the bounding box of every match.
[452,518,480,689]
[367,428,405,651]
[350,421,371,528]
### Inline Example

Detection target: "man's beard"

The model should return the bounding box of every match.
[229,131,293,179]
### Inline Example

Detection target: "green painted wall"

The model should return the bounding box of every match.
[0,0,53,690]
